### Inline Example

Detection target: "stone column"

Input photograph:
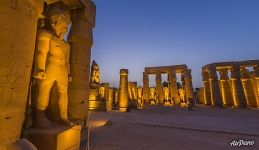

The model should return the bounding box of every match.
[230,65,247,107]
[169,71,180,104]
[0,0,43,148]
[202,71,212,105]
[67,2,96,127]
[143,72,149,103]
[108,88,115,109]
[218,69,233,107]
[118,69,129,112]
[208,68,222,107]
[253,66,259,107]
[101,83,110,111]
[240,68,256,107]
[155,73,163,103]
[114,88,119,107]
[183,69,194,101]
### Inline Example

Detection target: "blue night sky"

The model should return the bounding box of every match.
[91,0,259,88]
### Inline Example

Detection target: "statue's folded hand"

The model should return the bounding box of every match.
[33,71,46,79]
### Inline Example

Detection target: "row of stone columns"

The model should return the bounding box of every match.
[142,70,193,105]
[202,65,259,108]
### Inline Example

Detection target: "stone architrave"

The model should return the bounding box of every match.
[142,72,149,103]
[202,71,212,105]
[67,1,96,127]
[230,65,247,107]
[155,73,163,103]
[208,68,222,107]
[118,69,129,112]
[218,69,233,106]
[0,0,44,148]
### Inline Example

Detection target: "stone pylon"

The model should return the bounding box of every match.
[67,2,96,127]
[118,69,129,112]
[0,1,44,148]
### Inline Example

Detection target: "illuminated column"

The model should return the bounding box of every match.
[169,71,180,105]
[143,72,149,103]
[183,69,194,101]
[240,68,256,107]
[0,0,43,148]
[114,89,119,107]
[208,68,222,107]
[67,2,96,126]
[156,72,163,103]
[118,69,129,112]
[108,88,115,108]
[230,65,247,107]
[202,71,212,105]
[252,66,259,107]
[218,69,233,107]
[101,83,110,111]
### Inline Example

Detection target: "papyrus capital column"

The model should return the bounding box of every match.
[202,71,212,105]
[183,69,194,101]
[67,1,96,126]
[155,72,163,103]
[118,69,129,112]
[230,65,246,107]
[240,68,256,107]
[208,68,222,107]
[169,71,179,104]
[0,0,44,148]
[143,72,149,103]
[218,68,233,106]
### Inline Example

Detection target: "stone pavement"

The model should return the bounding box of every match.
[89,106,259,150]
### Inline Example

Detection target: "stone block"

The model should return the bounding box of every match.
[24,125,81,150]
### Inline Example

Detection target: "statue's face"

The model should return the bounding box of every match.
[51,14,71,38]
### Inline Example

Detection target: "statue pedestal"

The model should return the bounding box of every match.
[23,125,81,150]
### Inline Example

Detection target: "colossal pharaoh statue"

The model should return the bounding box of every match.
[33,3,73,127]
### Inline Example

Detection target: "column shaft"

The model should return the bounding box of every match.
[0,0,43,148]
[118,69,129,112]
[219,69,233,106]
[208,69,222,107]
[202,71,212,105]
[183,69,194,100]
[155,73,163,103]
[169,71,179,104]
[143,72,149,103]
[67,3,96,126]
[230,65,247,107]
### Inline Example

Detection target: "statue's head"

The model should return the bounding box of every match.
[45,3,71,38]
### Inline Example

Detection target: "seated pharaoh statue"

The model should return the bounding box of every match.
[33,3,73,127]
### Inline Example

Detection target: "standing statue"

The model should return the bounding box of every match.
[179,88,186,103]
[163,86,170,102]
[90,60,100,87]
[149,88,156,104]
[33,3,73,127]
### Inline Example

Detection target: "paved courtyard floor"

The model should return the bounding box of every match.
[89,105,259,150]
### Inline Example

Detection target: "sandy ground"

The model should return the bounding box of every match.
[88,105,259,150]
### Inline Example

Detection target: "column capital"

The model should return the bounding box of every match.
[202,71,209,81]
[218,69,229,80]
[120,69,128,76]
[208,69,218,80]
